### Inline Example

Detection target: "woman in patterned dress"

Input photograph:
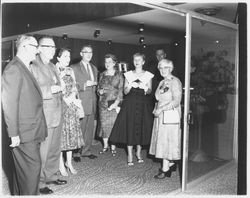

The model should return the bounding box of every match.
[149,59,182,179]
[56,48,84,176]
[109,53,154,166]
[97,54,124,156]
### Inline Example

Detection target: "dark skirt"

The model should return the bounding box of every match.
[109,88,154,146]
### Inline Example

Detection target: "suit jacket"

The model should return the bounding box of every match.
[71,61,98,115]
[31,55,62,128]
[2,56,47,143]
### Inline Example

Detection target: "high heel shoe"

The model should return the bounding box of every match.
[111,149,116,157]
[127,155,134,166]
[65,163,77,175]
[59,167,68,177]
[99,147,109,154]
[153,169,172,179]
[135,154,144,163]
[170,163,177,172]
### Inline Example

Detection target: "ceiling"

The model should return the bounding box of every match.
[2,3,238,45]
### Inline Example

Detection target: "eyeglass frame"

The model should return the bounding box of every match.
[28,44,39,48]
[81,51,93,54]
[39,44,57,49]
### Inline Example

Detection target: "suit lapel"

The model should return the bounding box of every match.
[17,57,43,97]
[79,61,89,79]
[89,63,97,81]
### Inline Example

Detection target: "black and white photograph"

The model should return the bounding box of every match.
[1,0,248,196]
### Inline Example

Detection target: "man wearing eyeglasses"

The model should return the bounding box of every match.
[31,36,67,195]
[2,35,48,195]
[71,44,98,161]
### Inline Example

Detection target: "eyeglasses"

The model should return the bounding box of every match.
[40,45,56,49]
[28,44,38,48]
[159,67,172,70]
[81,51,92,54]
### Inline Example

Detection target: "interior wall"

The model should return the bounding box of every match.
[34,34,177,74]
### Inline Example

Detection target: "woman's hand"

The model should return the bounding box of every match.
[108,103,117,111]
[131,82,139,88]
[153,108,162,117]
[138,82,148,92]
[98,89,105,95]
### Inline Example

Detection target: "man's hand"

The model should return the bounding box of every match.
[10,136,20,147]
[51,85,62,94]
[85,80,97,87]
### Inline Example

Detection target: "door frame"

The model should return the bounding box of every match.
[134,2,238,192]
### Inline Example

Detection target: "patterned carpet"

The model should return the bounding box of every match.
[2,143,182,195]
[2,142,229,195]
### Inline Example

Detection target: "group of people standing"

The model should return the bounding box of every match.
[2,35,182,195]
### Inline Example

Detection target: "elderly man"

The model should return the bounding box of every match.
[31,36,67,194]
[71,44,98,161]
[2,35,47,195]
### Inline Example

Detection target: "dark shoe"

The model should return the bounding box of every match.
[99,147,109,154]
[46,179,67,185]
[81,154,97,159]
[154,169,172,179]
[73,156,81,162]
[170,164,177,172]
[39,187,53,194]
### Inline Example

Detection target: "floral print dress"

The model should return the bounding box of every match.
[59,67,84,151]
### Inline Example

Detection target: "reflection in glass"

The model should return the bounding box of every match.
[188,18,237,182]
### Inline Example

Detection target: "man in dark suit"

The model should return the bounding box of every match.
[31,36,67,194]
[71,44,98,161]
[148,49,166,103]
[2,35,48,195]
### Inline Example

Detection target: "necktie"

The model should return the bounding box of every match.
[86,63,92,80]
[28,64,33,74]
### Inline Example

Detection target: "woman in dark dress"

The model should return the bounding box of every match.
[109,53,154,166]
[97,54,124,156]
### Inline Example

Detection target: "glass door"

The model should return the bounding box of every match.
[134,2,238,193]
[187,17,238,184]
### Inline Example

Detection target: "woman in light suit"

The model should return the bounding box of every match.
[149,59,182,179]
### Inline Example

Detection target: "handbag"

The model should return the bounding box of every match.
[163,108,180,124]
[75,99,85,119]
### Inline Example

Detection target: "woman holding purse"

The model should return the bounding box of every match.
[97,54,124,156]
[149,59,182,179]
[56,48,84,176]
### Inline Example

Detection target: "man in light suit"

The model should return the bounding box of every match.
[31,36,67,194]
[71,44,98,161]
[2,35,48,195]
